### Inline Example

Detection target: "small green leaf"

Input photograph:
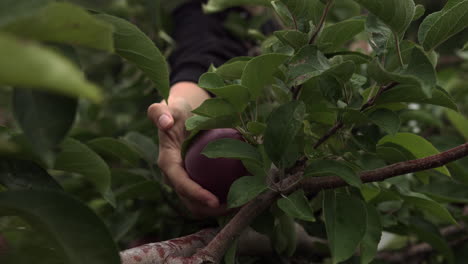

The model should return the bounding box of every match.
[273,213,297,256]
[192,98,236,118]
[87,137,141,167]
[247,121,267,135]
[281,0,325,32]
[317,18,366,53]
[202,138,262,164]
[368,109,400,135]
[274,30,309,51]
[304,159,362,188]
[224,239,238,264]
[277,189,315,221]
[3,2,114,52]
[203,0,270,13]
[413,4,425,21]
[13,89,77,165]
[377,133,451,176]
[0,33,102,102]
[353,0,415,35]
[324,191,367,264]
[288,45,330,85]
[403,194,457,224]
[198,72,224,89]
[365,13,392,55]
[271,1,294,29]
[227,176,267,208]
[0,158,62,191]
[241,53,289,99]
[96,14,170,101]
[55,138,115,206]
[122,132,158,165]
[445,109,468,141]
[215,57,251,80]
[0,190,120,264]
[360,204,382,264]
[418,0,468,50]
[264,101,305,167]
[203,85,250,112]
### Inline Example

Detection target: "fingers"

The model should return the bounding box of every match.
[147,103,174,131]
[165,164,220,209]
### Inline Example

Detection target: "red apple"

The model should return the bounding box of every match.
[184,128,249,203]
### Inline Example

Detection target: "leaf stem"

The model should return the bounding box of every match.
[394,32,404,67]
[309,0,334,44]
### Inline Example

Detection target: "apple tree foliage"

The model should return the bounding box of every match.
[0,0,468,263]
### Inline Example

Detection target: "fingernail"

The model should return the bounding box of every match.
[159,114,172,128]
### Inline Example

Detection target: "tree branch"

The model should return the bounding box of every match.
[301,142,468,194]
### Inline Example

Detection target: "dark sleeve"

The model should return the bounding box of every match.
[168,1,249,86]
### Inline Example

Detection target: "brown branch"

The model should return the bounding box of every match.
[301,142,468,194]
[120,229,217,264]
[312,121,344,149]
[309,0,334,44]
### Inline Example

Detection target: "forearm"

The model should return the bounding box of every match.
[167,82,210,110]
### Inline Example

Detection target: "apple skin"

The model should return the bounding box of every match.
[184,128,249,203]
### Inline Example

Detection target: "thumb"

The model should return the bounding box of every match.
[147,103,175,131]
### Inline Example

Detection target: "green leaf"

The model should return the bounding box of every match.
[0,158,62,191]
[373,85,458,111]
[215,57,251,80]
[55,138,115,206]
[202,138,263,164]
[403,194,457,224]
[227,176,267,208]
[288,45,330,85]
[273,213,297,256]
[418,0,468,50]
[87,137,141,167]
[198,72,224,89]
[2,2,114,52]
[203,85,250,112]
[317,18,366,53]
[247,121,267,135]
[271,1,295,29]
[304,159,362,188]
[277,189,315,221]
[313,61,356,102]
[0,33,102,102]
[377,133,451,176]
[96,14,170,101]
[323,191,367,264]
[0,0,51,27]
[203,0,270,13]
[419,177,468,204]
[224,239,238,264]
[445,109,468,141]
[413,4,425,21]
[360,204,382,264]
[281,0,325,32]
[353,0,415,35]
[192,98,236,118]
[264,101,305,167]
[274,30,309,51]
[13,89,77,166]
[0,190,120,264]
[368,109,400,135]
[241,53,289,99]
[122,132,158,165]
[368,46,436,97]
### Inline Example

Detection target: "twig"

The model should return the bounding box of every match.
[309,0,334,44]
[313,81,398,149]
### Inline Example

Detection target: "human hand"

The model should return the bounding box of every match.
[147,97,227,218]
